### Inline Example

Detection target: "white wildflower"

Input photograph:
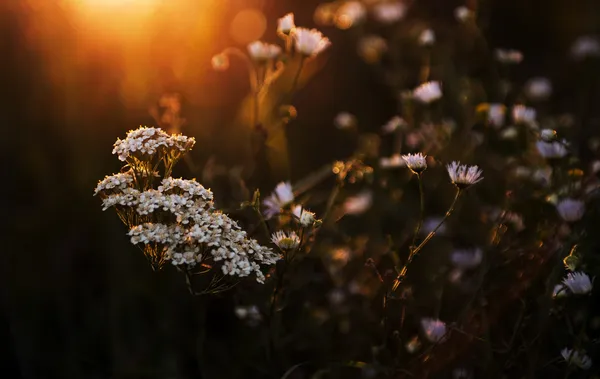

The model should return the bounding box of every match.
[421,318,447,343]
[500,126,518,140]
[413,81,442,103]
[381,116,407,134]
[540,129,557,142]
[562,272,593,294]
[293,27,330,57]
[372,2,406,24]
[487,103,506,128]
[380,154,405,169]
[495,49,523,64]
[447,161,484,189]
[292,205,316,227]
[334,112,357,129]
[570,35,600,60]
[343,191,373,215]
[454,6,473,23]
[247,41,281,62]
[512,105,537,128]
[271,230,301,251]
[450,248,483,269]
[524,77,552,101]
[402,153,427,174]
[536,140,568,159]
[553,284,568,298]
[418,29,435,47]
[277,13,295,35]
[561,348,592,370]
[263,181,295,219]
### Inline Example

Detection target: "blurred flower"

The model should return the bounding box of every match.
[413,81,442,103]
[419,28,435,46]
[570,35,600,60]
[553,284,568,298]
[540,129,557,142]
[357,35,388,63]
[447,161,484,189]
[271,230,301,251]
[405,336,421,353]
[381,116,407,134]
[402,153,427,174]
[292,205,316,227]
[524,77,552,101]
[562,272,592,294]
[536,140,568,159]
[450,248,483,269]
[380,154,405,169]
[293,27,331,57]
[561,348,592,370]
[335,1,366,29]
[313,3,336,26]
[263,182,294,218]
[487,103,506,128]
[500,126,518,140]
[277,13,295,35]
[372,2,406,24]
[334,111,358,129]
[495,49,523,64]
[556,198,585,222]
[591,160,600,174]
[512,105,537,128]
[421,318,447,343]
[422,216,448,235]
[454,6,473,22]
[211,53,230,71]
[343,191,373,215]
[453,368,472,379]
[247,41,281,62]
[235,305,262,326]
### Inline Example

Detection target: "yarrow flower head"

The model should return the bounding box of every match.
[562,271,593,295]
[413,81,442,103]
[536,140,568,159]
[446,161,484,189]
[402,153,427,174]
[263,182,295,219]
[561,348,592,370]
[556,198,585,222]
[293,27,330,57]
[112,126,195,162]
[421,318,447,343]
[277,13,295,35]
[247,41,281,62]
[271,230,301,251]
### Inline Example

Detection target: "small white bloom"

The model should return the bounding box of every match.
[343,191,373,215]
[247,41,281,62]
[402,153,427,174]
[380,154,405,169]
[495,49,523,64]
[293,27,331,57]
[561,348,592,370]
[292,205,316,227]
[263,182,295,219]
[540,129,557,142]
[591,160,600,174]
[372,2,406,24]
[454,6,473,23]
[562,272,593,294]
[512,105,537,127]
[335,1,367,29]
[447,161,484,188]
[381,116,407,134]
[271,230,301,251]
[211,54,229,71]
[536,140,568,159]
[413,81,442,103]
[487,103,506,128]
[570,35,600,60]
[450,248,483,269]
[278,13,295,35]
[419,29,435,46]
[524,77,552,101]
[421,318,447,343]
[334,112,357,129]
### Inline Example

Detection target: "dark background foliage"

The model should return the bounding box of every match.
[2,0,600,378]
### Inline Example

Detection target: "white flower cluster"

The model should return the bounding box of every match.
[94,172,135,195]
[112,126,195,162]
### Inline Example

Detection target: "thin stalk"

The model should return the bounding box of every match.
[392,189,462,292]
[410,174,425,250]
[289,56,306,98]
